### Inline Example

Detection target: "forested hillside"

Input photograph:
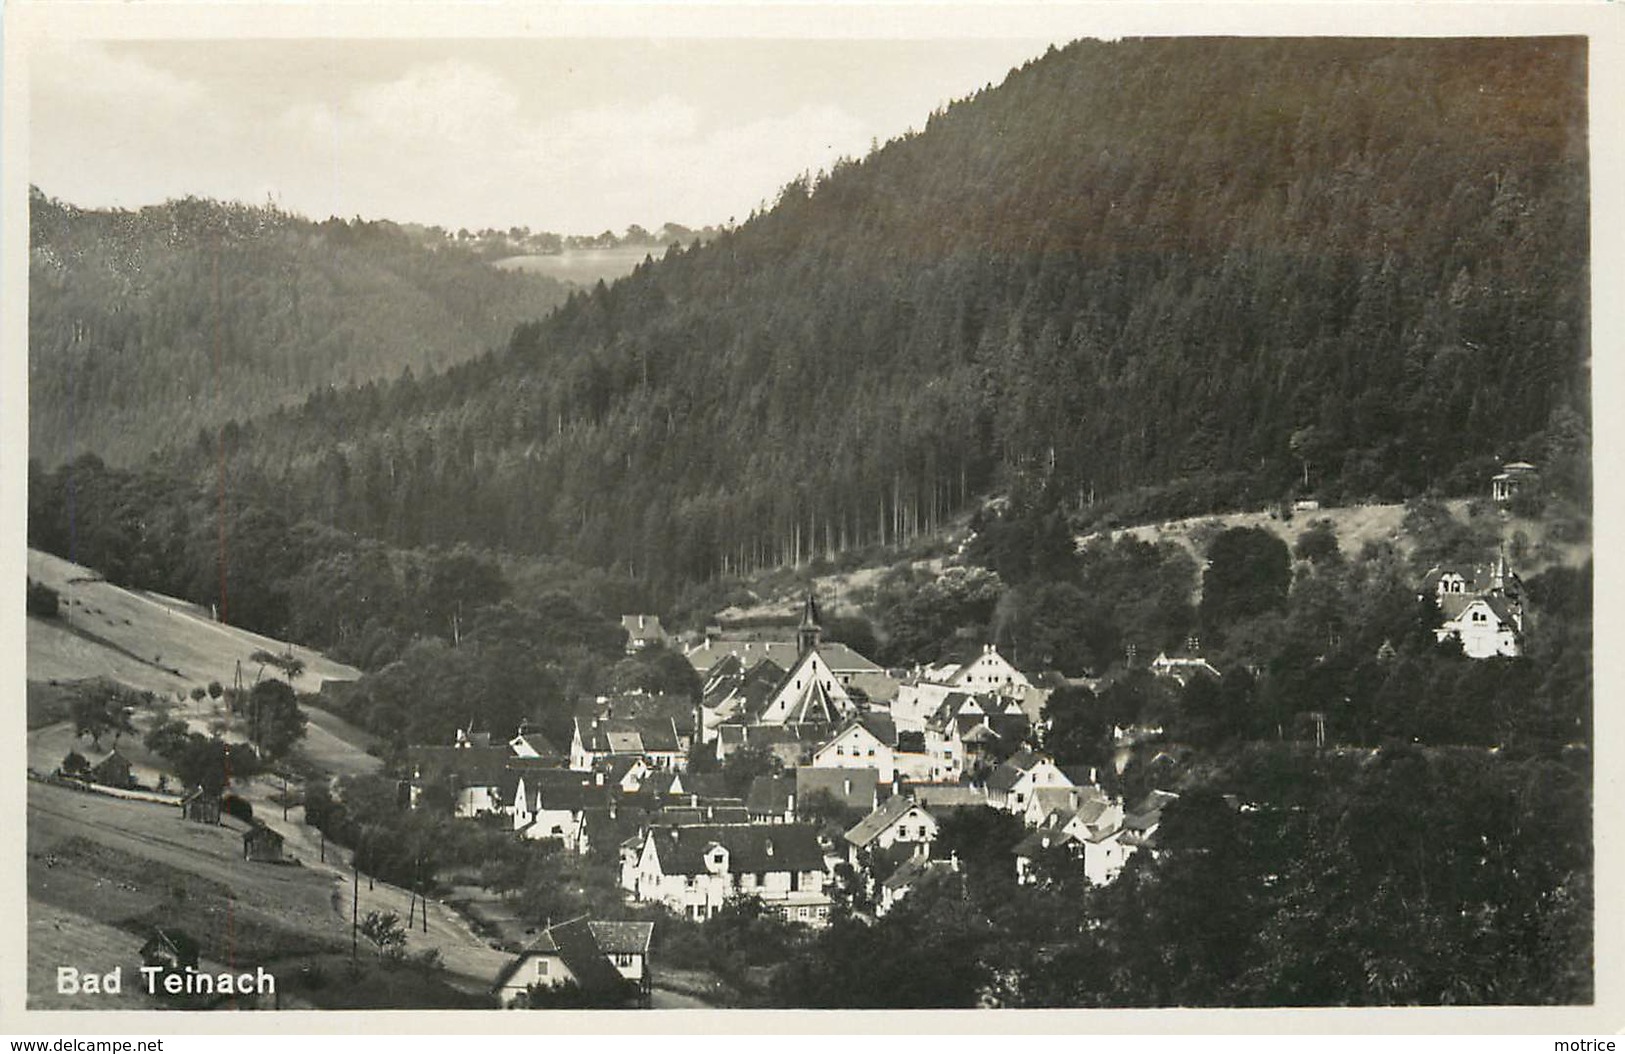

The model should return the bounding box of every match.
[28,191,568,465]
[149,37,1587,592]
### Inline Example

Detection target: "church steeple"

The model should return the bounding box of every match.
[797,593,823,656]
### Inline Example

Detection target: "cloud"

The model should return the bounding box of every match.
[33,43,879,233]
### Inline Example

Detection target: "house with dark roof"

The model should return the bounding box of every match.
[877,855,959,916]
[512,769,605,842]
[493,917,653,1008]
[242,824,285,863]
[626,823,832,924]
[621,614,670,653]
[82,748,134,789]
[508,729,565,762]
[180,788,221,825]
[570,715,685,772]
[746,775,796,824]
[844,796,939,858]
[984,748,1072,813]
[1422,555,1524,658]
[407,744,516,818]
[714,723,822,768]
[796,766,879,818]
[810,712,897,781]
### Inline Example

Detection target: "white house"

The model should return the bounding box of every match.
[570,715,685,772]
[1423,556,1525,659]
[811,713,897,782]
[949,645,1032,693]
[757,648,859,726]
[844,796,939,858]
[984,748,1072,813]
[625,823,832,924]
[1437,595,1523,659]
[492,917,653,1008]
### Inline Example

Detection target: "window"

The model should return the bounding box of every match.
[535,960,549,978]
[615,953,635,968]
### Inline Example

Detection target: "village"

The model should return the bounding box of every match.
[24,459,1566,1011]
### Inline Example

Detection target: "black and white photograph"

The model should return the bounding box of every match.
[3,1,1613,1028]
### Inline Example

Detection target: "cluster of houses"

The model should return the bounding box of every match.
[410,596,1181,947]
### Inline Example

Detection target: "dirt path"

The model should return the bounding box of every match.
[234,783,511,993]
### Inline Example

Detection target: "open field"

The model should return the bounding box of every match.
[492,247,656,286]
[28,548,361,697]
[27,778,508,1007]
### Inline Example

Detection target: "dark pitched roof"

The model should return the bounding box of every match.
[844,796,933,849]
[648,823,825,875]
[858,711,897,747]
[746,775,795,816]
[513,733,564,759]
[575,715,681,755]
[987,747,1050,792]
[598,693,698,737]
[408,745,514,786]
[588,920,654,957]
[493,917,629,996]
[680,772,732,799]
[881,855,956,894]
[657,804,751,826]
[796,766,878,813]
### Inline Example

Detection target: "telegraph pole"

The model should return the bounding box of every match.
[351,842,359,970]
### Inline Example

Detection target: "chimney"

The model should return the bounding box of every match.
[765,838,774,858]
[787,792,796,817]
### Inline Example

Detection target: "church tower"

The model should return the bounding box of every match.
[797,593,823,657]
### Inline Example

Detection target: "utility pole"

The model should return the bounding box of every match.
[351,842,359,970]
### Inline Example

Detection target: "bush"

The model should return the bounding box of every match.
[26,578,60,619]
[223,794,255,824]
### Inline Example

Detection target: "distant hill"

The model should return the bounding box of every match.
[123,39,1597,594]
[28,190,569,466]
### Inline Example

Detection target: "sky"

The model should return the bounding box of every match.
[29,36,1052,235]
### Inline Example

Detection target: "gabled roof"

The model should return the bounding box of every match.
[492,916,630,996]
[647,823,825,874]
[746,775,795,816]
[600,755,646,787]
[577,804,653,852]
[1013,828,1072,858]
[986,748,1047,793]
[596,693,698,738]
[844,796,934,849]
[686,638,882,675]
[512,733,564,759]
[588,921,654,957]
[909,784,985,809]
[643,770,682,797]
[716,723,823,750]
[858,711,897,747]
[1123,789,1179,832]
[880,855,956,893]
[678,772,732,799]
[796,766,878,813]
[574,715,681,755]
[658,803,752,826]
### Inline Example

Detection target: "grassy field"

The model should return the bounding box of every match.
[28,548,361,697]
[491,247,655,286]
[26,779,505,1009]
